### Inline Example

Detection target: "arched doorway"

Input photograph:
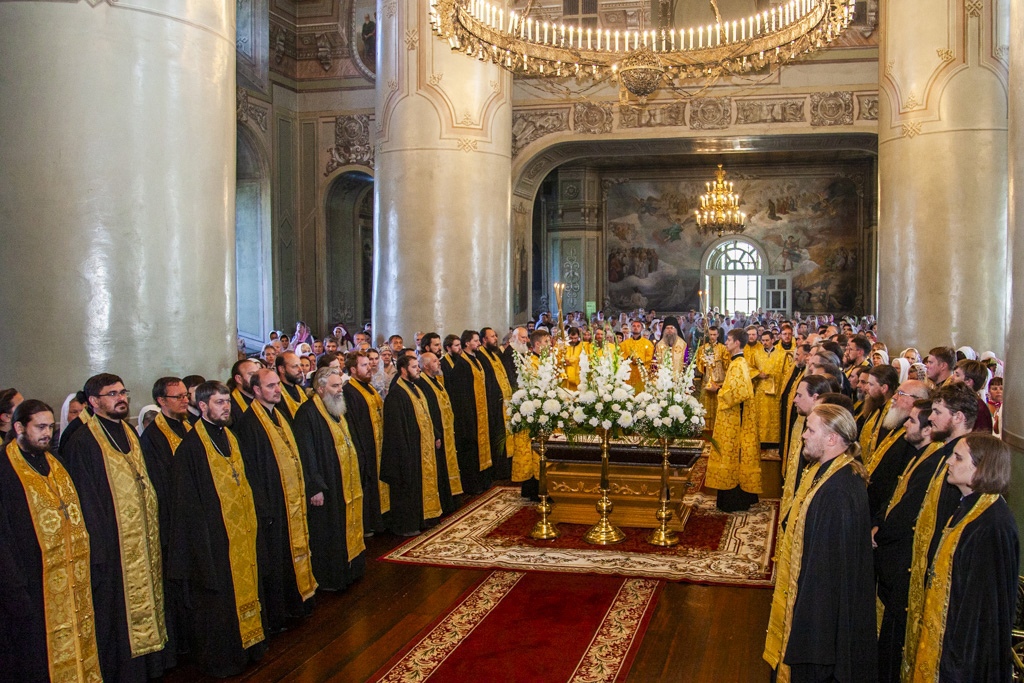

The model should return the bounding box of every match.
[236,127,272,352]
[702,238,768,315]
[325,171,374,329]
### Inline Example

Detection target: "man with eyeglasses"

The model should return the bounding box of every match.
[60,373,169,681]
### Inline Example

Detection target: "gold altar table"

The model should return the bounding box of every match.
[543,438,704,531]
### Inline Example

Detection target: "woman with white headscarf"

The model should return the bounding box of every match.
[891,357,911,385]
[136,404,159,435]
[956,346,978,361]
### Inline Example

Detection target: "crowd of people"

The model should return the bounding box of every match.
[0,310,1016,682]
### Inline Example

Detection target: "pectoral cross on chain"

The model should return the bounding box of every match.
[230,464,241,486]
[57,498,71,521]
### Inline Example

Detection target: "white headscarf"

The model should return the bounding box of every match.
[891,357,911,385]
[136,404,159,435]
[59,393,78,435]
[956,346,978,361]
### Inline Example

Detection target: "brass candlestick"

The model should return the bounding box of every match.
[553,281,565,340]
[584,428,626,545]
[529,434,559,540]
[647,437,680,547]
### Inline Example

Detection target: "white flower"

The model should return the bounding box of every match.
[538,415,549,425]
[602,393,612,403]
[611,387,629,402]
[660,400,668,407]
[652,417,663,427]
[589,417,599,427]
[579,390,597,405]
[511,389,527,403]
[595,402,604,412]
[617,411,633,428]
[520,401,537,417]
[635,391,652,403]
[542,398,561,415]
[547,390,557,399]
[668,405,685,420]
[527,415,535,423]
[611,403,620,412]
[601,420,613,431]
[573,407,586,423]
[560,410,569,419]
[690,415,702,425]
[645,403,661,419]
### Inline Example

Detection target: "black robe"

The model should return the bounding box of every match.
[479,348,511,480]
[441,353,493,495]
[229,391,253,429]
[139,415,189,659]
[235,405,314,630]
[292,400,367,591]
[0,447,113,682]
[866,434,916,521]
[379,379,440,534]
[932,494,1019,681]
[784,458,877,682]
[500,344,519,391]
[778,366,804,461]
[166,420,268,677]
[415,376,458,514]
[57,410,89,452]
[58,416,168,682]
[873,437,963,683]
[342,379,385,532]
[280,382,306,420]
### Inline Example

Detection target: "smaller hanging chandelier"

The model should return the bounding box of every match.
[695,164,746,237]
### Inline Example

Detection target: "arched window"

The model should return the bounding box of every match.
[702,238,766,315]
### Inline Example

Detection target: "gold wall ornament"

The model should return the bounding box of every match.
[428,0,856,100]
[694,164,746,237]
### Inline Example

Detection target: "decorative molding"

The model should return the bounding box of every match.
[901,121,922,138]
[936,48,954,62]
[856,94,878,121]
[965,0,982,17]
[325,114,373,175]
[511,108,570,156]
[457,138,479,152]
[404,28,419,50]
[809,91,854,127]
[903,92,920,110]
[573,102,614,135]
[689,97,732,130]
[619,102,686,128]
[236,88,268,132]
[429,72,443,85]
[735,98,804,125]
[384,0,397,19]
[995,45,1009,60]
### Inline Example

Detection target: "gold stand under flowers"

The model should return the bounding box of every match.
[529,434,560,540]
[583,429,626,545]
[647,437,680,547]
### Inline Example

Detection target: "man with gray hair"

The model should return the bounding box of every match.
[292,367,366,592]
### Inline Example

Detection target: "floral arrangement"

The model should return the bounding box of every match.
[635,348,707,440]
[571,344,641,436]
[508,346,573,438]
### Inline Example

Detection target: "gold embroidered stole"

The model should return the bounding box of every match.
[867,426,906,476]
[884,442,945,519]
[859,402,890,459]
[481,348,513,401]
[779,415,806,523]
[279,383,307,419]
[86,418,167,656]
[465,353,493,471]
[311,395,366,561]
[5,442,102,682]
[349,379,390,513]
[155,413,191,454]
[250,402,318,599]
[765,455,853,680]
[902,456,956,679]
[423,376,464,495]
[231,388,251,415]
[397,380,442,520]
[781,368,805,461]
[908,494,999,682]
[194,422,265,649]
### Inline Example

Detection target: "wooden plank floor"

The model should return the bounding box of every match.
[165,466,780,683]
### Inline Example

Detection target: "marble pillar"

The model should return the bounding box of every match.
[373,0,513,344]
[0,1,237,407]
[1003,0,1024,496]
[877,0,1009,356]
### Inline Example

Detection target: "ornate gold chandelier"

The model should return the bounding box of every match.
[695,164,746,237]
[429,0,856,103]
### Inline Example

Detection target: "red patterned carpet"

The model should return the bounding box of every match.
[382,483,778,586]
[368,570,662,683]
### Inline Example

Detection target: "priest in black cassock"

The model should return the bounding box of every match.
[479,327,512,480]
[235,368,318,631]
[764,404,876,683]
[380,355,447,536]
[343,350,388,533]
[293,367,367,591]
[167,381,267,678]
[276,351,309,419]
[228,358,260,427]
[60,373,169,682]
[1,400,103,683]
[441,331,493,495]
[415,352,464,514]
[139,376,193,662]
[501,326,530,391]
[863,379,930,520]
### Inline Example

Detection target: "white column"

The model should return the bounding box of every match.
[373,0,513,343]
[0,1,237,405]
[1003,0,1024,454]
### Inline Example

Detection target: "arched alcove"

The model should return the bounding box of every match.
[325,170,374,328]
[701,236,769,315]
[236,125,272,351]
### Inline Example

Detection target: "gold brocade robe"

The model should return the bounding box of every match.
[696,342,729,430]
[347,379,390,514]
[746,343,777,444]
[706,355,763,494]
[654,338,688,376]
[5,441,102,682]
[420,375,464,496]
[279,382,308,420]
[619,336,654,393]
[760,342,795,444]
[562,342,585,391]
[859,401,890,462]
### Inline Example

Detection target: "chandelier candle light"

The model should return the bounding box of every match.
[695,164,747,237]
[429,0,856,102]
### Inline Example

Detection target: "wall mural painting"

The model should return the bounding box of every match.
[605,169,866,314]
[353,0,377,75]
